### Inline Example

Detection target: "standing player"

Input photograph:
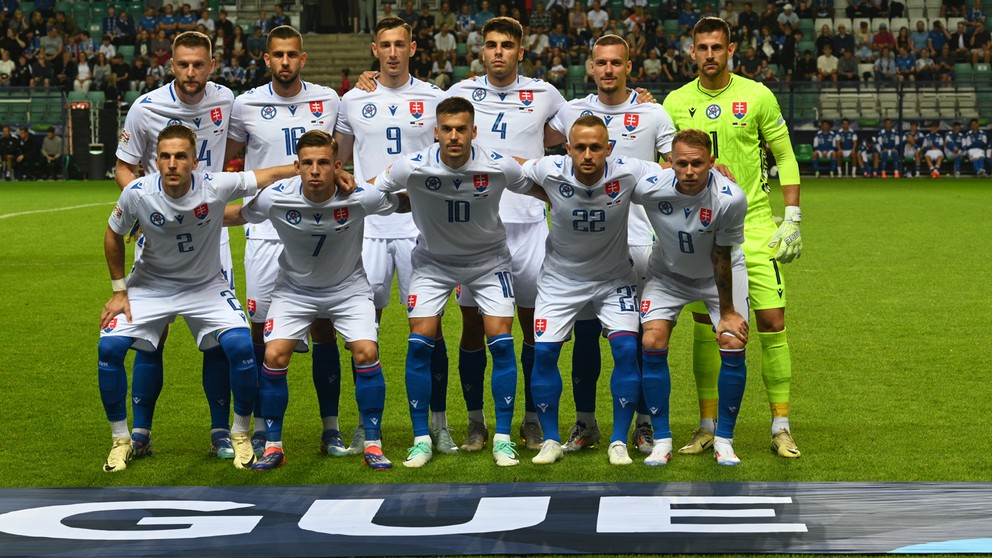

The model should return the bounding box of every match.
[226,25,346,458]
[548,34,675,455]
[836,118,858,178]
[238,131,404,471]
[522,116,657,466]
[114,31,237,460]
[964,118,988,176]
[944,121,965,178]
[99,124,295,472]
[812,119,838,178]
[876,118,903,178]
[632,129,750,466]
[922,121,946,178]
[663,17,804,458]
[371,97,534,468]
[334,16,453,455]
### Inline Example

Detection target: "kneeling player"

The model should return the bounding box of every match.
[239,131,406,470]
[632,129,750,466]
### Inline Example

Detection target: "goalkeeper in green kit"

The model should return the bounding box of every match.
[663,17,803,459]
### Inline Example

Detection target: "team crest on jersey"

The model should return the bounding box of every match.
[210,107,223,126]
[334,207,349,224]
[605,180,620,198]
[406,295,417,313]
[149,211,165,226]
[194,203,209,219]
[519,90,534,106]
[409,101,424,119]
[706,104,721,119]
[362,103,377,118]
[559,183,574,198]
[472,88,486,102]
[286,210,302,224]
[659,201,673,215]
[167,118,182,126]
[246,298,257,316]
[733,101,748,119]
[580,109,594,117]
[700,207,712,227]
[103,318,118,333]
[310,101,324,117]
[264,319,273,337]
[425,176,441,190]
[639,300,651,318]
[473,174,489,192]
[260,105,277,120]
[534,318,547,337]
[623,113,639,132]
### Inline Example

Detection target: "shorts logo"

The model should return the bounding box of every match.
[409,101,424,119]
[473,174,489,191]
[309,100,324,117]
[425,176,442,190]
[639,300,651,318]
[103,318,117,333]
[194,203,209,219]
[534,318,547,337]
[286,210,302,224]
[559,183,574,197]
[580,109,594,117]
[406,295,417,313]
[264,319,273,337]
[362,103,377,118]
[659,201,673,215]
[247,298,256,317]
[623,113,639,132]
[706,104,722,119]
[260,105,277,120]
[472,88,486,102]
[733,101,747,119]
[605,180,620,198]
[149,212,165,226]
[519,90,534,106]
[210,107,223,126]
[333,207,349,224]
[700,207,712,227]
[167,118,182,126]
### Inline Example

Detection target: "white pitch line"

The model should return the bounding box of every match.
[0,202,113,220]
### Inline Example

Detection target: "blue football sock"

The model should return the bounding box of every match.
[531,341,563,442]
[131,344,163,431]
[607,331,640,444]
[955,157,962,173]
[355,361,386,441]
[571,319,602,414]
[311,341,342,419]
[829,158,837,173]
[259,364,288,443]
[641,347,672,439]
[430,337,448,412]
[520,342,535,413]
[252,343,265,421]
[813,158,820,173]
[406,334,435,437]
[201,346,232,430]
[487,334,517,436]
[98,336,134,422]
[217,328,256,418]
[458,347,487,412]
[715,348,747,440]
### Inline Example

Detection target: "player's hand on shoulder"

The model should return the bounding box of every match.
[101,291,132,329]
[356,71,379,92]
[336,169,358,195]
[633,87,657,104]
[714,163,736,182]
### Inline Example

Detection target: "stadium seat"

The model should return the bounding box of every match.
[906,8,926,22]
[118,45,135,62]
[955,62,974,83]
[452,65,469,81]
[124,90,141,105]
[947,16,965,29]
[663,19,680,35]
[871,18,890,32]
[55,1,73,12]
[889,18,910,32]
[799,18,816,37]
[67,91,87,102]
[813,18,831,35]
[795,144,813,163]
[853,17,873,32]
[455,42,467,58]
[923,0,942,16]
[88,23,102,36]
[20,2,34,15]
[797,40,816,56]
[86,91,106,106]
[127,2,144,15]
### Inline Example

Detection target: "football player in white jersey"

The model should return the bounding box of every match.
[631,129,750,466]
[113,31,238,461]
[227,25,347,459]
[521,115,660,467]
[548,35,676,455]
[99,124,297,472]
[370,97,534,469]
[238,131,407,471]
[334,17,456,455]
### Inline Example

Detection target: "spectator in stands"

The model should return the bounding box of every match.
[873,23,896,49]
[929,20,951,52]
[26,10,45,37]
[430,50,452,89]
[548,54,567,86]
[14,127,40,180]
[116,9,136,46]
[104,73,123,107]
[230,26,247,64]
[151,29,171,66]
[737,45,763,78]
[660,44,680,80]
[896,26,912,51]
[435,2,455,30]
[40,127,63,179]
[473,0,494,29]
[110,53,129,84]
[11,54,30,86]
[252,10,272,35]
[817,43,839,81]
[435,21,456,58]
[721,1,740,26]
[55,51,76,92]
[587,0,609,32]
[568,1,589,38]
[158,4,178,37]
[130,56,148,92]
[549,21,572,62]
[526,23,551,61]
[178,4,198,32]
[847,0,880,17]
[627,23,646,59]
[639,47,663,81]
[970,20,991,61]
[39,26,63,64]
[0,49,13,86]
[757,3,778,34]
[950,21,971,60]
[99,34,117,59]
[855,36,874,60]
[30,54,54,87]
[874,46,897,80]
[816,24,834,55]
[739,2,760,36]
[943,0,967,17]
[244,58,264,88]
[916,46,936,79]
[223,56,246,92]
[54,11,79,39]
[836,47,859,81]
[466,24,483,56]
[759,25,780,62]
[247,26,266,64]
[411,49,431,81]
[854,20,872,46]
[456,3,474,39]
[139,7,159,35]
[0,126,17,179]
[78,30,98,60]
[966,0,987,26]
[895,45,917,81]
[934,43,956,82]
[92,52,110,90]
[679,1,701,31]
[215,10,234,41]
[467,50,485,77]
[1,28,25,61]
[777,3,800,32]
[910,20,928,50]
[414,2,436,38]
[813,0,835,17]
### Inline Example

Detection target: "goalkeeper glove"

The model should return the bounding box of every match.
[768,205,802,263]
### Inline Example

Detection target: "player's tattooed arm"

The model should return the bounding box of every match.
[102,226,131,327]
[712,243,748,343]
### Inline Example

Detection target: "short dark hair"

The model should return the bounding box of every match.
[482,16,523,44]
[296,129,337,155]
[172,31,212,56]
[672,128,713,153]
[593,34,630,59]
[267,25,303,50]
[692,17,732,42]
[157,124,197,152]
[375,16,412,40]
[437,96,474,121]
[571,114,608,135]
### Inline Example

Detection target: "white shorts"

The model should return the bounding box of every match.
[944,149,960,159]
[245,238,284,323]
[968,148,985,160]
[814,149,835,158]
[363,236,416,310]
[903,146,918,159]
[534,266,639,343]
[100,275,248,353]
[575,244,647,322]
[264,270,377,351]
[925,149,943,162]
[408,247,515,318]
[639,261,749,328]
[457,221,547,309]
[135,234,236,292]
[841,149,853,158]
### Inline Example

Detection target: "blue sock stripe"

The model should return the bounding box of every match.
[356,361,382,373]
[409,334,436,348]
[262,364,288,376]
[607,330,637,340]
[643,348,669,357]
[486,333,513,346]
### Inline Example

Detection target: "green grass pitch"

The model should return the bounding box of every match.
[0,177,988,488]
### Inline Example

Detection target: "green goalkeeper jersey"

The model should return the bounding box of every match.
[663,75,800,231]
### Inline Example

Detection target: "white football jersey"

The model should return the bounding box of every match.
[109,170,258,285]
[230,80,340,240]
[631,168,748,280]
[550,90,676,246]
[242,176,399,289]
[336,76,445,239]
[375,144,531,262]
[447,75,566,224]
[522,154,660,282]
